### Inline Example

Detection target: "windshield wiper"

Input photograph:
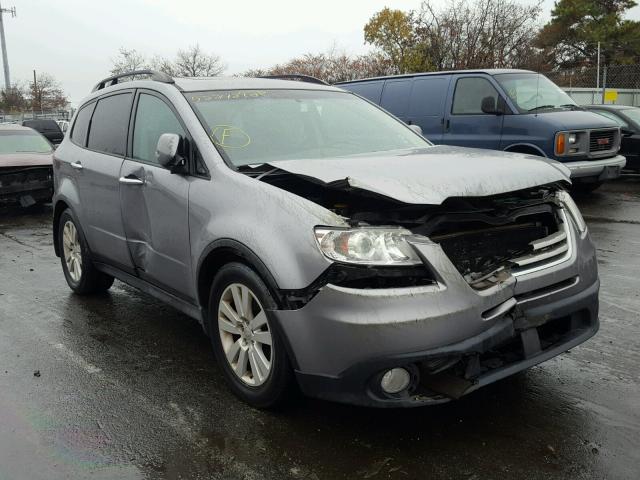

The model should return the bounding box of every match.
[560,104,584,111]
[528,105,556,112]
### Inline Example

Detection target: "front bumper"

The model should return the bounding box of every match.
[274,216,599,407]
[563,155,626,180]
[0,167,53,206]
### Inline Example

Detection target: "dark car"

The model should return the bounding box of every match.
[0,124,54,206]
[21,119,64,145]
[585,105,640,172]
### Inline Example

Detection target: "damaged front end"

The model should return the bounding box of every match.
[244,164,598,407]
[0,166,53,207]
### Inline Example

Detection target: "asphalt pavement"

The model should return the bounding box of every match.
[0,178,638,480]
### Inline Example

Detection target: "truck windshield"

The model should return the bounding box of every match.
[495,73,577,113]
[186,89,430,166]
[0,130,53,154]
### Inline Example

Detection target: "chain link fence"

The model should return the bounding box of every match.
[0,110,71,124]
[545,64,640,106]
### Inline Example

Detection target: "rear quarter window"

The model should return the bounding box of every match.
[380,80,411,117]
[87,93,133,156]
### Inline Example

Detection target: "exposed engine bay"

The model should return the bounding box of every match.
[241,165,567,292]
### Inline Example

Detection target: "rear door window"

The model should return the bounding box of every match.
[71,102,96,147]
[380,80,411,117]
[87,93,133,156]
[452,77,500,115]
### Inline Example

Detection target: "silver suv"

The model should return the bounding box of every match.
[53,71,599,408]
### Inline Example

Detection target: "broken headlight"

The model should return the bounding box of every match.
[314,227,422,266]
[557,190,587,233]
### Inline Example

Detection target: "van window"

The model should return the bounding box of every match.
[133,93,186,164]
[380,80,411,117]
[87,93,133,156]
[70,103,95,147]
[343,82,383,103]
[409,77,449,116]
[452,77,500,115]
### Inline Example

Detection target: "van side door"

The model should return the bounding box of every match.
[118,90,194,301]
[405,75,451,142]
[379,79,411,122]
[442,75,505,149]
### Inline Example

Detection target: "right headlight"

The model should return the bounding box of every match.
[557,190,587,233]
[314,227,422,266]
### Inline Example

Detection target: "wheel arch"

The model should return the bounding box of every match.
[504,143,547,157]
[53,200,71,257]
[196,239,284,318]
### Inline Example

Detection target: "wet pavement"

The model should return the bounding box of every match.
[0,178,638,480]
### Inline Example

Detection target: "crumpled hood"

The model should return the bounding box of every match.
[268,146,570,205]
[0,152,53,168]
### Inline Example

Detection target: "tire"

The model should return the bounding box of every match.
[208,262,294,408]
[58,209,114,294]
[571,181,604,194]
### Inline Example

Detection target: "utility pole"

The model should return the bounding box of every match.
[0,2,16,91]
[596,42,600,90]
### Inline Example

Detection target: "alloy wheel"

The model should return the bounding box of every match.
[217,283,272,386]
[62,221,82,283]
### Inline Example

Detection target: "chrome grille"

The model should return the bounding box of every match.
[512,209,572,276]
[589,129,617,153]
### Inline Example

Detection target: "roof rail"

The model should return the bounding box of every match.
[259,74,328,86]
[92,70,175,92]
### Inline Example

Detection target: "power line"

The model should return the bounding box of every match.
[0,1,16,91]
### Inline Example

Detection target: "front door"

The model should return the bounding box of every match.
[441,76,504,149]
[119,91,193,300]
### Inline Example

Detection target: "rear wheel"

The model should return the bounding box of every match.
[208,262,294,408]
[58,209,114,294]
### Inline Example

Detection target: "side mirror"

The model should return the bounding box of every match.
[156,133,184,169]
[481,96,501,115]
[408,124,423,136]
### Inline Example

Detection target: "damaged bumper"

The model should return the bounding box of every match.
[0,166,53,206]
[273,215,599,407]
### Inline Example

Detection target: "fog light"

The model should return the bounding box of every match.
[380,367,411,394]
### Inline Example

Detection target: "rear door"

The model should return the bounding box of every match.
[405,75,451,142]
[442,75,504,149]
[341,81,384,104]
[119,90,193,300]
[74,91,136,272]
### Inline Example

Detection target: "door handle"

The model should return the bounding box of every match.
[70,161,83,170]
[119,176,145,185]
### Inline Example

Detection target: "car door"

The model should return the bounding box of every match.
[441,75,505,149]
[119,90,193,300]
[74,91,136,272]
[379,79,412,121]
[405,76,452,143]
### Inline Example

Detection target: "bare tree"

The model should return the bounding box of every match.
[28,73,69,111]
[0,82,27,112]
[243,48,396,84]
[173,44,226,77]
[415,0,542,70]
[110,48,149,76]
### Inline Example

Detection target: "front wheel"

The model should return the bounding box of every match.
[58,209,114,294]
[208,263,295,408]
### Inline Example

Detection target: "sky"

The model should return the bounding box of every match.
[3,0,640,106]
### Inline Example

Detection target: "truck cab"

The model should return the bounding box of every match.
[338,69,626,192]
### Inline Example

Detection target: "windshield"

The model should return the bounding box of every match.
[0,130,53,154]
[495,73,577,113]
[622,108,640,125]
[186,89,430,166]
